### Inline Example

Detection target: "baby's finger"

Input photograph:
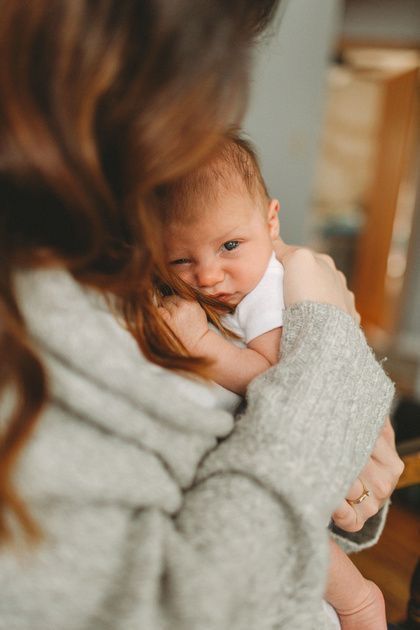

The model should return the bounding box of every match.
[163,295,182,307]
[160,300,180,318]
[157,306,170,321]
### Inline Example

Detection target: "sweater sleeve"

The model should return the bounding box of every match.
[194,302,394,517]
[329,501,390,554]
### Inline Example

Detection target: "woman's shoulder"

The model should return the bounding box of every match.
[12,266,236,486]
[14,266,139,364]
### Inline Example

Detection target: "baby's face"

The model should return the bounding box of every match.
[165,190,279,306]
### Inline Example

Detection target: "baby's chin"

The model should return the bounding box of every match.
[214,293,242,309]
[199,292,241,310]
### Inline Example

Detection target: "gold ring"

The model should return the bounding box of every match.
[347,480,370,505]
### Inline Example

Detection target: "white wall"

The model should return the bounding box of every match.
[243,0,343,244]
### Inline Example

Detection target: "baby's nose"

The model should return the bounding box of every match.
[196,262,224,288]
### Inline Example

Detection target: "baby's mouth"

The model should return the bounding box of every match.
[211,293,230,300]
[213,293,241,308]
[211,292,240,304]
[201,290,240,307]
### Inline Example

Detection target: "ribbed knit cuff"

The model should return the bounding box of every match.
[329,500,390,554]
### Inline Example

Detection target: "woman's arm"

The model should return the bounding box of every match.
[4,257,394,630]
[169,300,394,629]
[275,241,403,542]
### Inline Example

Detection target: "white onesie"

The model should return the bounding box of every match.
[221,252,285,344]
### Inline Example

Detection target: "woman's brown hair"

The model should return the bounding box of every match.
[0,0,280,542]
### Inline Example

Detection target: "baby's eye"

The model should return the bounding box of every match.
[222,240,240,252]
[170,258,190,266]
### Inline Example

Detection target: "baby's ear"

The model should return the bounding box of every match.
[267,199,280,240]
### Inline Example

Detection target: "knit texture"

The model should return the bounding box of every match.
[0,268,394,630]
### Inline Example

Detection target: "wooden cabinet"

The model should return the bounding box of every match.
[311,48,419,342]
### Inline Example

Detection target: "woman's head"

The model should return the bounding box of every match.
[0,0,278,268]
[0,0,281,541]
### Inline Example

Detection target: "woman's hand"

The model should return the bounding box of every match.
[273,238,360,322]
[158,296,209,354]
[332,418,404,532]
[273,239,404,530]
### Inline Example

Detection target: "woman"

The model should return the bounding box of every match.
[0,1,403,629]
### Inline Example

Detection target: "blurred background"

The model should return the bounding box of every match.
[244,0,419,626]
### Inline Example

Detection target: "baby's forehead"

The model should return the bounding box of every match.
[167,191,263,243]
[179,179,263,224]
[161,143,270,236]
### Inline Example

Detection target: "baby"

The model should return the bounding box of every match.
[159,132,386,630]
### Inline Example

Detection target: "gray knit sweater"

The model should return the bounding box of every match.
[0,268,394,630]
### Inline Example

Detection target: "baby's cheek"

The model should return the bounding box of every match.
[242,266,266,294]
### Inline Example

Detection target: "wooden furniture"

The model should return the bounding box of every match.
[397,439,420,490]
[394,398,420,629]
[352,64,418,337]
[403,560,420,630]
[310,46,419,345]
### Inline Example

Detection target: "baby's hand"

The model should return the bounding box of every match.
[158,296,209,354]
[336,580,387,630]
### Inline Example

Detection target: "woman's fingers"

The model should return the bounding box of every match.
[332,475,382,532]
[380,416,397,447]
[274,241,363,323]
[272,237,299,261]
[332,418,404,532]
[281,247,361,322]
[369,437,405,496]
[332,495,380,533]
[317,253,336,268]
[345,477,367,503]
[278,247,357,318]
[370,418,404,482]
